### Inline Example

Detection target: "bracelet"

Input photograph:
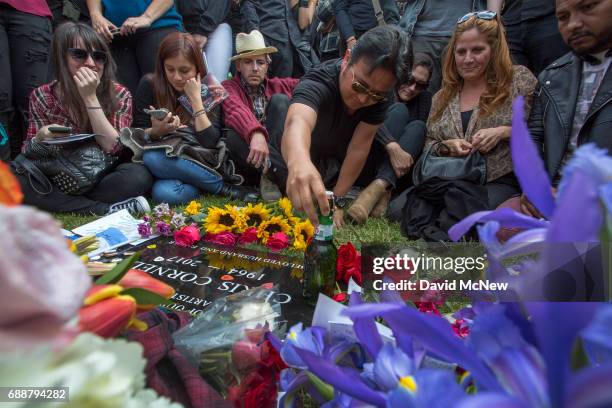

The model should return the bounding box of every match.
[193,109,206,117]
[86,106,103,110]
[299,0,309,7]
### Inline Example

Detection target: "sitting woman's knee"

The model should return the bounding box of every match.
[152,179,199,205]
[119,163,153,195]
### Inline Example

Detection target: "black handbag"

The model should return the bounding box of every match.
[412,141,487,186]
[17,137,118,195]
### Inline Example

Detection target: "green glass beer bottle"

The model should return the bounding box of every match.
[303,191,336,304]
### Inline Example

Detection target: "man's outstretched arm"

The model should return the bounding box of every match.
[282,103,328,225]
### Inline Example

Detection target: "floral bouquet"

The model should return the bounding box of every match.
[201,198,315,252]
[173,285,286,404]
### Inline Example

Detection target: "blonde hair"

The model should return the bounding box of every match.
[430,14,513,122]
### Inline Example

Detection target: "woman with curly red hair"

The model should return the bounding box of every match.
[426,11,537,210]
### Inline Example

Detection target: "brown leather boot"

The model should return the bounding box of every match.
[347,179,387,224]
[370,190,391,218]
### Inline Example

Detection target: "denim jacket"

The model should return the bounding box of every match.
[399,0,486,37]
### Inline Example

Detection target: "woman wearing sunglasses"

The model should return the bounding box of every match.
[129,32,257,205]
[12,22,153,215]
[348,53,434,223]
[409,11,537,239]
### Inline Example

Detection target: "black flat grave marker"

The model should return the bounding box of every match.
[130,238,313,326]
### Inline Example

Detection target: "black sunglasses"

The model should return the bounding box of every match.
[457,10,497,25]
[350,67,387,102]
[406,73,429,91]
[67,48,108,64]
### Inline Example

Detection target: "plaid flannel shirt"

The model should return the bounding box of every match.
[240,75,267,123]
[24,81,132,155]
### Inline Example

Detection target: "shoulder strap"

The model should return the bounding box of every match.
[14,154,53,195]
[371,0,386,26]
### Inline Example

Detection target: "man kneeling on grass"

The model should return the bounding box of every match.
[265,25,411,227]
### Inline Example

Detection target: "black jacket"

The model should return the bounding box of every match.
[528,51,612,180]
[176,0,232,37]
[241,0,302,47]
[334,0,400,40]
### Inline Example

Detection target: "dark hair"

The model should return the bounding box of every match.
[154,32,208,124]
[349,25,412,81]
[413,53,433,76]
[51,22,118,130]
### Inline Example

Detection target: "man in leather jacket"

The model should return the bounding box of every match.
[523,0,612,217]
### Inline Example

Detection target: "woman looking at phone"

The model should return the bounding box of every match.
[132,32,257,205]
[12,22,152,215]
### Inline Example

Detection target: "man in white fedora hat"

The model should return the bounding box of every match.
[222,30,299,201]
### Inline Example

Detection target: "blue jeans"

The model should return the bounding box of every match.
[143,150,223,205]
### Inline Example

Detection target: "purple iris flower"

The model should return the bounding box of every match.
[279,323,326,369]
[344,299,612,408]
[449,97,612,301]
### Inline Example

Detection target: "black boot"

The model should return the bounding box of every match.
[220,184,260,203]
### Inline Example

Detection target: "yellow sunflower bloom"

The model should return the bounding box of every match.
[204,205,246,234]
[278,197,293,218]
[184,200,202,216]
[293,219,314,250]
[257,215,291,242]
[241,203,271,228]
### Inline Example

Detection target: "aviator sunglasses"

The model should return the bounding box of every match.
[349,67,387,102]
[457,10,497,25]
[67,48,108,65]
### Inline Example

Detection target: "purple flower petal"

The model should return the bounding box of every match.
[547,169,602,243]
[293,347,387,406]
[566,363,612,408]
[456,393,528,408]
[489,349,548,407]
[413,369,469,408]
[601,183,612,216]
[510,96,555,218]
[344,303,502,392]
[449,208,548,242]
[372,343,414,391]
[265,331,283,353]
[281,323,327,369]
[556,143,612,203]
[380,276,405,304]
[347,292,384,359]
[526,302,598,408]
[580,304,612,366]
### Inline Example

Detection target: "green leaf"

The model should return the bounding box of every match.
[571,336,589,371]
[120,287,172,306]
[96,252,140,285]
[306,371,334,401]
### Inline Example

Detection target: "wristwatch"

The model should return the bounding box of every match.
[334,196,349,209]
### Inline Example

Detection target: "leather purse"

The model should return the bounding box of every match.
[17,137,118,195]
[412,141,487,186]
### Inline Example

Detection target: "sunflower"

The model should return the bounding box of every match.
[241,203,271,228]
[257,215,291,242]
[278,197,293,219]
[292,219,314,251]
[204,205,246,234]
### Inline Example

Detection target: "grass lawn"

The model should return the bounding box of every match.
[55,194,409,247]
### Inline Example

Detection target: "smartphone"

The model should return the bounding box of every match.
[144,108,170,121]
[48,125,72,134]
